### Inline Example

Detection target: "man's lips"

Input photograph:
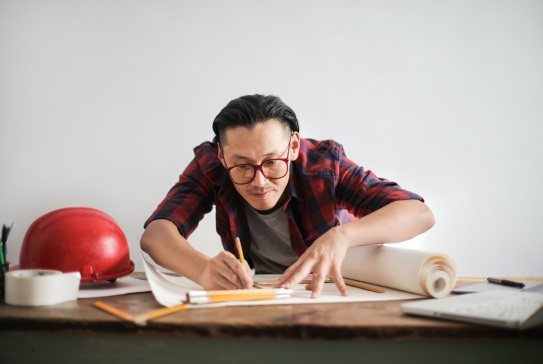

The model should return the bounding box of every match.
[248,189,274,198]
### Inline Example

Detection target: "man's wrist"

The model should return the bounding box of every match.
[330,224,358,249]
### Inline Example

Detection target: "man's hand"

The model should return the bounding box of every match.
[276,227,349,298]
[276,200,435,298]
[199,251,253,290]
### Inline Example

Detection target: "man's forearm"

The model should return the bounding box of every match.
[337,199,435,247]
[140,219,210,284]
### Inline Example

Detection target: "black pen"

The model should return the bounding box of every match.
[1,224,6,244]
[1,224,6,257]
[487,277,525,289]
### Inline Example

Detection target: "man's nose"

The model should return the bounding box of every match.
[251,168,268,186]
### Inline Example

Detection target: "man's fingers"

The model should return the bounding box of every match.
[277,258,313,288]
[214,252,253,289]
[240,261,254,289]
[276,237,349,298]
[307,272,326,298]
[225,256,253,289]
[330,270,348,297]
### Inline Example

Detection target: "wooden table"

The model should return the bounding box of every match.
[1,277,542,363]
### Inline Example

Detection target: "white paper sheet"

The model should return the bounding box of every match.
[77,277,151,299]
[141,251,425,308]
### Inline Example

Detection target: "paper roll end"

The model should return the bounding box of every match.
[426,270,455,298]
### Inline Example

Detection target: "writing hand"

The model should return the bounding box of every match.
[276,227,349,298]
[200,251,253,290]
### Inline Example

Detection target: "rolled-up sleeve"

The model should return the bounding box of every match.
[336,154,424,218]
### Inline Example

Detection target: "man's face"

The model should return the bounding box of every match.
[219,119,300,211]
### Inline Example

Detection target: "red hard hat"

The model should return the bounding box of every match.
[20,207,134,282]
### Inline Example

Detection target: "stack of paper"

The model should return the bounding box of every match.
[142,244,457,307]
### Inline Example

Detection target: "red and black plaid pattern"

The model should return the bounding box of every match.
[145,138,423,266]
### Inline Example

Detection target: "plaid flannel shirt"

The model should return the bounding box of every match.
[145,137,423,266]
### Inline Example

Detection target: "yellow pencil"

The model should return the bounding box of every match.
[342,278,385,293]
[93,301,136,322]
[133,303,191,326]
[254,278,333,287]
[187,288,292,304]
[235,236,245,264]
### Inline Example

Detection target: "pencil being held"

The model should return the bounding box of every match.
[235,237,245,264]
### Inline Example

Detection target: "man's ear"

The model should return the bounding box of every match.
[290,132,301,160]
[217,143,227,167]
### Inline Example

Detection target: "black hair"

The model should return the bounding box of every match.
[212,94,299,144]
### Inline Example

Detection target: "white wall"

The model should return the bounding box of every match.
[1,0,542,276]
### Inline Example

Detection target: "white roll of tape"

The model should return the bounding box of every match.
[4,269,81,306]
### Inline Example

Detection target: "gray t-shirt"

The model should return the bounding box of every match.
[244,203,299,274]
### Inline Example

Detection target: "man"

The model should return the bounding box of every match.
[141,94,434,298]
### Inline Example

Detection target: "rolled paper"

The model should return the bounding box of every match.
[341,245,457,298]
